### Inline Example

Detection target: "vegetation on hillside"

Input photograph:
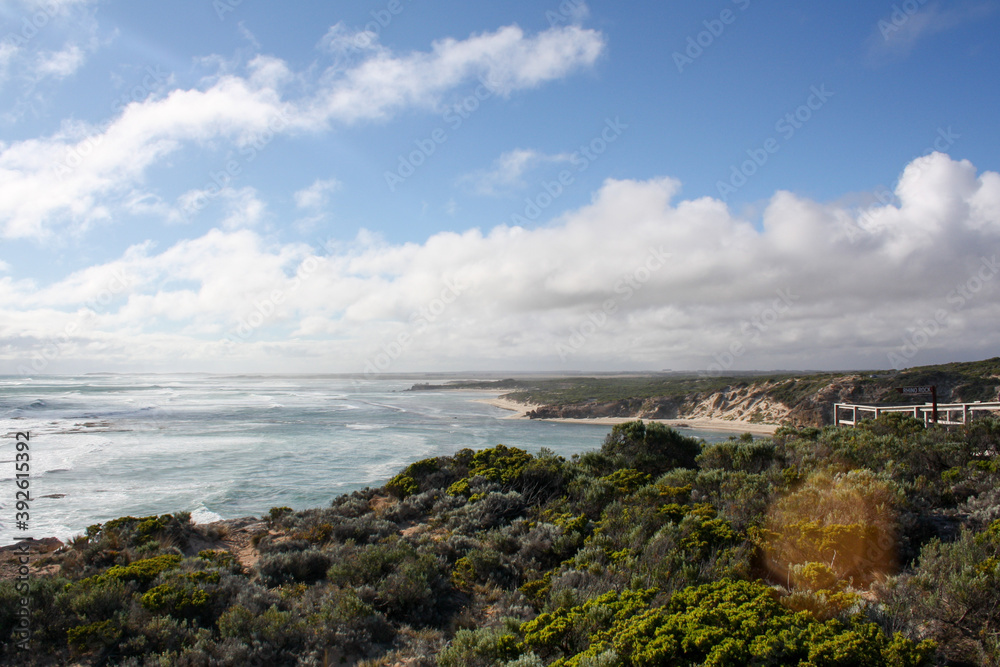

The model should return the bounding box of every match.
[411,358,1000,426]
[3,415,1000,665]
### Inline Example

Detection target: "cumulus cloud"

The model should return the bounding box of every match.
[220,187,266,230]
[294,178,341,210]
[0,22,605,240]
[460,149,573,196]
[2,153,998,374]
[33,44,86,79]
[306,24,604,123]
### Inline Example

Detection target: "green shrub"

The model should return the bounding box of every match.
[522,579,935,666]
[140,582,211,619]
[387,457,448,498]
[64,576,130,622]
[198,549,237,569]
[601,469,651,494]
[217,603,305,650]
[387,473,420,499]
[447,478,472,497]
[257,549,331,586]
[267,506,293,525]
[470,445,533,486]
[67,618,121,654]
[437,626,520,667]
[761,470,903,587]
[697,439,779,473]
[892,520,1000,664]
[80,554,182,589]
[600,421,701,476]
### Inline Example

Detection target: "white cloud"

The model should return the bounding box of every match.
[0,0,103,94]
[460,148,573,195]
[319,22,381,66]
[34,44,86,79]
[308,24,605,123]
[868,3,994,63]
[2,153,999,373]
[294,178,341,210]
[0,22,605,240]
[220,187,266,230]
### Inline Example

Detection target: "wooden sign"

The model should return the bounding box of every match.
[895,385,937,424]
[896,386,934,395]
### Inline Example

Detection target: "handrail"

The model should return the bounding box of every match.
[834,401,1000,427]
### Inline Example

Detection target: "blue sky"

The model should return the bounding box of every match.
[1,0,999,374]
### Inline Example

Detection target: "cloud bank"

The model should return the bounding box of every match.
[2,153,998,374]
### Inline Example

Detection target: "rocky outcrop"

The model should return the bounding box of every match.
[524,372,1000,428]
[526,383,797,425]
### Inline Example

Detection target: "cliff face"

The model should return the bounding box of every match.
[526,381,800,425]
[525,372,1000,427]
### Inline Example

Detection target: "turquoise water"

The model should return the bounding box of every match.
[0,375,738,542]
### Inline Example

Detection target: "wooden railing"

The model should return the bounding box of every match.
[834,401,1000,427]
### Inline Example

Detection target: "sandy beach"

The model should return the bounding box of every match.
[474,396,780,436]
[473,396,542,418]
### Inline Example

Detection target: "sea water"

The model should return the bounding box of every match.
[0,374,738,543]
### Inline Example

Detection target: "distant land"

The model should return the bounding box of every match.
[409,357,1000,428]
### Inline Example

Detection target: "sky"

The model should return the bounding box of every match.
[0,0,998,375]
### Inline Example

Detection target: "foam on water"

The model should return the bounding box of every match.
[0,374,740,543]
[191,506,224,524]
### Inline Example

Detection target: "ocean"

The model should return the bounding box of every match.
[0,374,737,543]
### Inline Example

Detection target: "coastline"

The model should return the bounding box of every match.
[475,396,780,435]
[472,396,542,418]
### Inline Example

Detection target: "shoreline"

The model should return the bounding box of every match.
[474,396,780,435]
